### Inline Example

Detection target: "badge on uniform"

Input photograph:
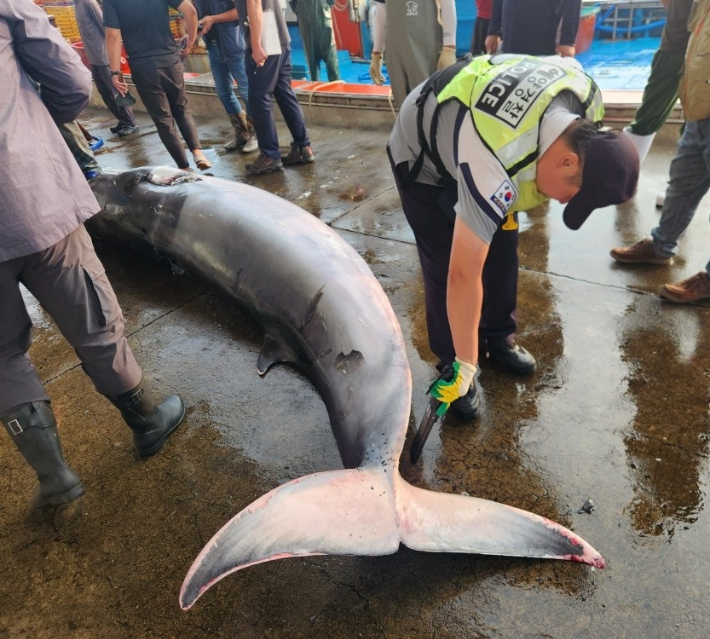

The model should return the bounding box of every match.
[490,179,515,215]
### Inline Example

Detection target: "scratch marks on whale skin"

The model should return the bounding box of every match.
[300,287,324,331]
[299,288,364,375]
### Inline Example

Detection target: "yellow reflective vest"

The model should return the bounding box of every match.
[434,55,604,213]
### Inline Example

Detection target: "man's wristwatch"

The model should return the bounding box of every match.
[110,70,121,76]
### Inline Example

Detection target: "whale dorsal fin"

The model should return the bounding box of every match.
[257,334,297,376]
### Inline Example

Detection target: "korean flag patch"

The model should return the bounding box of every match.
[490,180,515,215]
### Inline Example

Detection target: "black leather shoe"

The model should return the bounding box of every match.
[449,383,481,422]
[481,338,536,375]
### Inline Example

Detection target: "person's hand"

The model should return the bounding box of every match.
[112,73,128,97]
[428,358,477,416]
[200,15,214,35]
[178,35,190,59]
[556,45,575,58]
[369,52,385,85]
[252,44,268,67]
[437,46,456,70]
[485,34,500,54]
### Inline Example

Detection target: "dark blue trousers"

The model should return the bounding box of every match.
[391,163,518,365]
[245,45,309,160]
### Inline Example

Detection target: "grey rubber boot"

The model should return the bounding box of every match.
[241,115,259,154]
[225,112,247,152]
[107,379,185,457]
[1,401,85,507]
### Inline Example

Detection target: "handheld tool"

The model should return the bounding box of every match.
[409,366,454,464]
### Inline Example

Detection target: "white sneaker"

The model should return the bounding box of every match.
[656,191,666,209]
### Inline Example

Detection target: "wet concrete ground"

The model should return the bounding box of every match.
[1,107,709,639]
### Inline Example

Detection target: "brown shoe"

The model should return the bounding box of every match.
[282,143,315,166]
[610,238,672,265]
[659,271,710,303]
[246,152,283,175]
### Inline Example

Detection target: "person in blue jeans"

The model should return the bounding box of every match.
[610,0,710,304]
[193,0,258,153]
[610,118,710,303]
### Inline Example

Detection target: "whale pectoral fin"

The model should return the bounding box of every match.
[256,334,297,375]
[180,468,399,609]
[396,477,605,568]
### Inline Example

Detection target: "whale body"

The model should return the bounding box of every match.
[86,167,605,611]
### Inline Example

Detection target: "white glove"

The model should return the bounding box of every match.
[370,52,385,85]
[437,47,457,71]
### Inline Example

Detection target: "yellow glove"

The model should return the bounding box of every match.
[437,47,457,71]
[429,358,477,416]
[370,52,385,85]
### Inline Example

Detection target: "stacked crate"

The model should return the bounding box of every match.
[41,3,81,43]
[169,8,186,39]
[168,8,208,58]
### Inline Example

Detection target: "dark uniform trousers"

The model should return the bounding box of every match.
[0,225,142,415]
[391,158,518,365]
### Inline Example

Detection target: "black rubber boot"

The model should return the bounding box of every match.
[107,380,185,457]
[1,401,85,507]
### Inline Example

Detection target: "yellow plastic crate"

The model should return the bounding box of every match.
[44,5,82,43]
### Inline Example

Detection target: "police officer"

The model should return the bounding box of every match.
[388,54,639,420]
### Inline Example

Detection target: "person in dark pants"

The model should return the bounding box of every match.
[236,0,315,174]
[388,55,638,420]
[0,0,184,509]
[104,0,212,171]
[486,0,582,57]
[75,0,138,137]
[471,0,492,54]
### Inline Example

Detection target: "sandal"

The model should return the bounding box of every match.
[193,151,212,171]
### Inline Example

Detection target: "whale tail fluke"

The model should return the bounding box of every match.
[180,469,604,610]
[180,468,400,609]
[396,477,606,568]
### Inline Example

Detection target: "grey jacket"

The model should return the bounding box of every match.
[0,0,99,262]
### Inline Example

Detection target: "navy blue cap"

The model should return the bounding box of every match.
[563,130,640,230]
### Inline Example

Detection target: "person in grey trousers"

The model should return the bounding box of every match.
[0,0,184,509]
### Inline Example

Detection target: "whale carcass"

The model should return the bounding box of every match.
[86,167,605,611]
